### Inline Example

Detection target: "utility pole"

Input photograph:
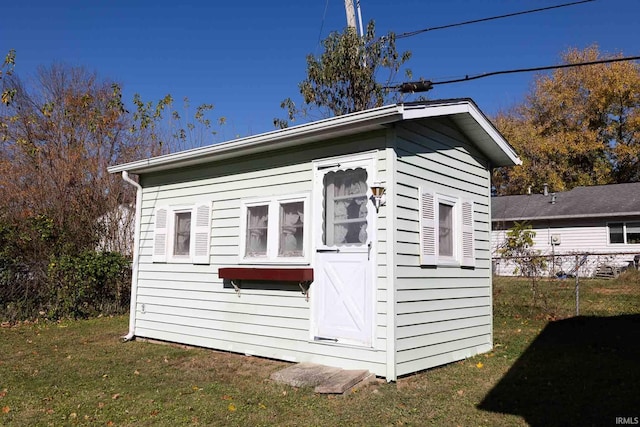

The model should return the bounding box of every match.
[344,0,357,30]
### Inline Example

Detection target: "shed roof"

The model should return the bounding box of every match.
[108,99,521,175]
[492,182,640,222]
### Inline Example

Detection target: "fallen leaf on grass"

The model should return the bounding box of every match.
[134,370,140,375]
[221,395,233,401]
[476,362,484,369]
[457,390,464,396]
[0,389,6,398]
[258,403,267,410]
[2,406,10,414]
[228,403,236,412]
[112,394,120,400]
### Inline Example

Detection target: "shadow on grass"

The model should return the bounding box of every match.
[479,314,640,426]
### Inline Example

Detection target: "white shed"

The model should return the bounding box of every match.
[108,100,520,381]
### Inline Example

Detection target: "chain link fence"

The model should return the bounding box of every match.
[492,251,640,318]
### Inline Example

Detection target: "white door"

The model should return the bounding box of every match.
[312,156,375,347]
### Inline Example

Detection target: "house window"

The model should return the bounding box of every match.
[279,201,305,257]
[241,194,309,263]
[608,222,640,244]
[152,203,211,264]
[420,189,475,268]
[246,205,269,257]
[173,211,192,256]
[438,202,454,258]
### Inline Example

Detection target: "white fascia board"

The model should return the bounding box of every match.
[107,104,404,175]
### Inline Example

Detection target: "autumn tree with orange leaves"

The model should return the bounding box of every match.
[492,46,640,195]
[0,60,222,320]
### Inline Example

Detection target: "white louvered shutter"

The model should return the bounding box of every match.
[461,200,475,268]
[152,207,168,263]
[192,202,211,264]
[420,190,437,265]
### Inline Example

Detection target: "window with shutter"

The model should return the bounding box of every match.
[419,190,475,268]
[420,191,437,265]
[151,203,211,264]
[152,207,168,263]
[193,203,212,264]
[461,200,475,268]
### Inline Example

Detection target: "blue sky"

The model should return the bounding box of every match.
[2,0,638,143]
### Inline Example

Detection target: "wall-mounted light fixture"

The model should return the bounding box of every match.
[370,182,386,213]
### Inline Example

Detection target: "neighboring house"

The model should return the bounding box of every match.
[107,99,520,381]
[97,204,135,256]
[492,182,640,277]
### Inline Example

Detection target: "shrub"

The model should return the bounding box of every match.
[47,251,131,319]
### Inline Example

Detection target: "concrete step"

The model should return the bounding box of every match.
[270,363,374,394]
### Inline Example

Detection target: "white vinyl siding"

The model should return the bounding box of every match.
[134,132,390,377]
[393,117,492,377]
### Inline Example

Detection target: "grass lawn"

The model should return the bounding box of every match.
[1,274,639,426]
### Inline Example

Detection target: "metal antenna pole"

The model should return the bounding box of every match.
[356,0,365,37]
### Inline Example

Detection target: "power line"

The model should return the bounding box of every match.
[396,0,596,39]
[390,56,640,93]
[315,0,331,56]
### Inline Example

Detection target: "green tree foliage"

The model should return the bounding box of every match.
[0,49,16,106]
[130,94,222,153]
[493,46,640,195]
[498,222,548,309]
[275,21,413,128]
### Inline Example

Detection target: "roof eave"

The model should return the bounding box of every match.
[108,100,522,175]
[107,104,404,175]
[493,212,640,222]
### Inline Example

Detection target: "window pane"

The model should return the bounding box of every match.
[174,212,191,256]
[279,201,304,257]
[439,203,453,257]
[323,168,368,246]
[626,222,640,244]
[609,222,624,244]
[246,205,268,256]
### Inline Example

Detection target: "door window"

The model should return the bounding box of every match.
[323,168,368,246]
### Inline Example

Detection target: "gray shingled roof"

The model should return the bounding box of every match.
[492,182,640,221]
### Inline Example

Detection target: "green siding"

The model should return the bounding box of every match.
[392,117,493,376]
[132,132,390,377]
